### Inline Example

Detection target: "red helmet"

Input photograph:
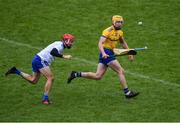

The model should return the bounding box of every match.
[62,33,75,42]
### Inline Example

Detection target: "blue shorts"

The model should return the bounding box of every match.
[99,48,116,66]
[32,55,49,72]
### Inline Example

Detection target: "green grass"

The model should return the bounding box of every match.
[0,0,180,122]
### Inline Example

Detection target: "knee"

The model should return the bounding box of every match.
[47,75,54,81]
[30,79,38,84]
[118,69,125,75]
[95,74,102,80]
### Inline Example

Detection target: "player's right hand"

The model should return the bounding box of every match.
[63,55,72,59]
[102,53,109,59]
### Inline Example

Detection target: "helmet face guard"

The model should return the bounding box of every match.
[112,15,124,30]
[62,34,75,49]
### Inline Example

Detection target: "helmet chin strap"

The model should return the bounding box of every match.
[64,39,71,49]
[112,22,121,30]
[67,39,70,43]
[114,26,121,30]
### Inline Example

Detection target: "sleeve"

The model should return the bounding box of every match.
[50,48,63,57]
[120,31,124,37]
[102,29,109,38]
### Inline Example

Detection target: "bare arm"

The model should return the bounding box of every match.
[120,37,134,61]
[98,36,109,59]
[120,37,129,49]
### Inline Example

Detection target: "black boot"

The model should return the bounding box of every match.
[125,91,139,98]
[5,67,18,76]
[67,71,77,83]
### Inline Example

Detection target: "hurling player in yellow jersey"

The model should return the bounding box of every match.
[67,15,139,98]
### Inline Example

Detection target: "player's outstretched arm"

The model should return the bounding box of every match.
[50,48,72,59]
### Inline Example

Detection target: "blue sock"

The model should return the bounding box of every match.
[42,93,49,101]
[15,69,21,75]
[123,88,129,94]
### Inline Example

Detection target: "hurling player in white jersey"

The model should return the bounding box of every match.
[5,34,75,105]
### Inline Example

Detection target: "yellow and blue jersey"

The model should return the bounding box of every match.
[102,26,123,49]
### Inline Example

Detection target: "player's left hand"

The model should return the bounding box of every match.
[128,55,134,62]
[63,55,72,59]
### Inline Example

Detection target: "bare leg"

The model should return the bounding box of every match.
[67,63,107,83]
[5,67,40,84]
[81,63,108,80]
[20,72,41,84]
[39,66,54,95]
[108,60,128,89]
[108,60,139,98]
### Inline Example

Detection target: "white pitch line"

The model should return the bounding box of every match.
[1,37,179,87]
[0,37,40,50]
[126,70,180,87]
